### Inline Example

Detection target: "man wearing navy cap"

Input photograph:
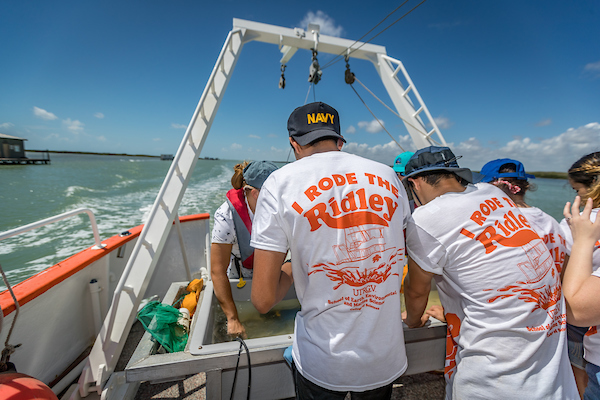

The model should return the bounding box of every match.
[402,146,577,399]
[250,102,411,399]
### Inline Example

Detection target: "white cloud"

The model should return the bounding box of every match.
[171,123,187,129]
[267,133,278,138]
[44,133,71,142]
[451,122,600,171]
[343,134,415,164]
[33,106,58,120]
[584,61,600,79]
[94,112,105,119]
[535,118,552,127]
[230,143,242,150]
[0,122,14,129]
[153,138,161,141]
[249,134,261,139]
[299,11,344,37]
[342,122,600,172]
[63,118,84,133]
[97,135,106,142]
[433,116,453,130]
[346,125,356,134]
[358,119,385,134]
[270,146,287,154]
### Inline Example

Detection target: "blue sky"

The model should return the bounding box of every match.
[1,0,599,172]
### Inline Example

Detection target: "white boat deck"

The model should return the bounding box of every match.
[117,321,445,400]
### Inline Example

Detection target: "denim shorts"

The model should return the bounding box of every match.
[568,339,588,370]
[584,362,600,400]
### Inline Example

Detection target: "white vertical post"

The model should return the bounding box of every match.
[75,27,247,397]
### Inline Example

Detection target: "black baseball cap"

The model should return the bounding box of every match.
[287,102,346,146]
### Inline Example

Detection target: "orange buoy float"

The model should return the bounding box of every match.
[181,278,204,316]
[0,372,58,399]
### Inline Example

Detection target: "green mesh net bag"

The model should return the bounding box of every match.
[137,301,188,353]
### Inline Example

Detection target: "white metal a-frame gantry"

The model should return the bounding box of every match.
[74,18,447,398]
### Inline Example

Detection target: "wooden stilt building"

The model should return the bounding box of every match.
[0,133,50,165]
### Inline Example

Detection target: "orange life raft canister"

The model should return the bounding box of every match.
[0,372,58,399]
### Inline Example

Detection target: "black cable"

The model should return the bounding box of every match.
[348,83,405,151]
[322,0,428,71]
[230,337,252,400]
[320,1,410,70]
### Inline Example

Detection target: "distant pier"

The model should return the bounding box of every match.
[1,133,50,165]
[0,151,51,165]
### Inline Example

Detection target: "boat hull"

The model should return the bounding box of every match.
[0,214,210,393]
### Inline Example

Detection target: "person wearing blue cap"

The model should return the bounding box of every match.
[211,160,279,338]
[250,102,411,399]
[393,151,415,177]
[403,146,577,399]
[480,159,567,276]
[483,158,585,393]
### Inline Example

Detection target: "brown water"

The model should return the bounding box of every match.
[210,298,301,344]
[210,288,443,344]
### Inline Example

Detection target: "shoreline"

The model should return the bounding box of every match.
[27,149,160,158]
[26,149,220,161]
[25,150,568,179]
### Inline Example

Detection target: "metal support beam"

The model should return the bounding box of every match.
[374,54,447,148]
[74,27,247,398]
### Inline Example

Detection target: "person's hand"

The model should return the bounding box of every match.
[402,310,430,329]
[564,196,600,245]
[425,305,446,322]
[227,318,247,339]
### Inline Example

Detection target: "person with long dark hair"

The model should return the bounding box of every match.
[561,152,600,399]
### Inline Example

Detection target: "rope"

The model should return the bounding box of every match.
[322,0,428,71]
[304,83,312,105]
[349,83,405,151]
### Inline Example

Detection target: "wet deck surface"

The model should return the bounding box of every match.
[123,322,445,400]
[134,371,445,399]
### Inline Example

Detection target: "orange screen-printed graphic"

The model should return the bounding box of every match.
[445,313,461,380]
[461,195,566,337]
[292,171,404,310]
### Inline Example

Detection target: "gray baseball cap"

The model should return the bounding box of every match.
[243,161,278,189]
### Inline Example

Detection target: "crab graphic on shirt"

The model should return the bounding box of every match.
[484,238,561,320]
[308,224,404,310]
[461,195,565,334]
[309,239,403,290]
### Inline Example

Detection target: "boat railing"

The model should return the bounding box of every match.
[0,208,106,250]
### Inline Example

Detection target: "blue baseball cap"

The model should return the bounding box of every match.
[393,151,415,175]
[404,146,474,183]
[243,161,278,189]
[480,159,535,183]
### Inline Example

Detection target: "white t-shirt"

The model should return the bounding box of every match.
[211,199,254,279]
[406,183,577,400]
[251,151,410,392]
[520,207,567,274]
[560,208,600,366]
